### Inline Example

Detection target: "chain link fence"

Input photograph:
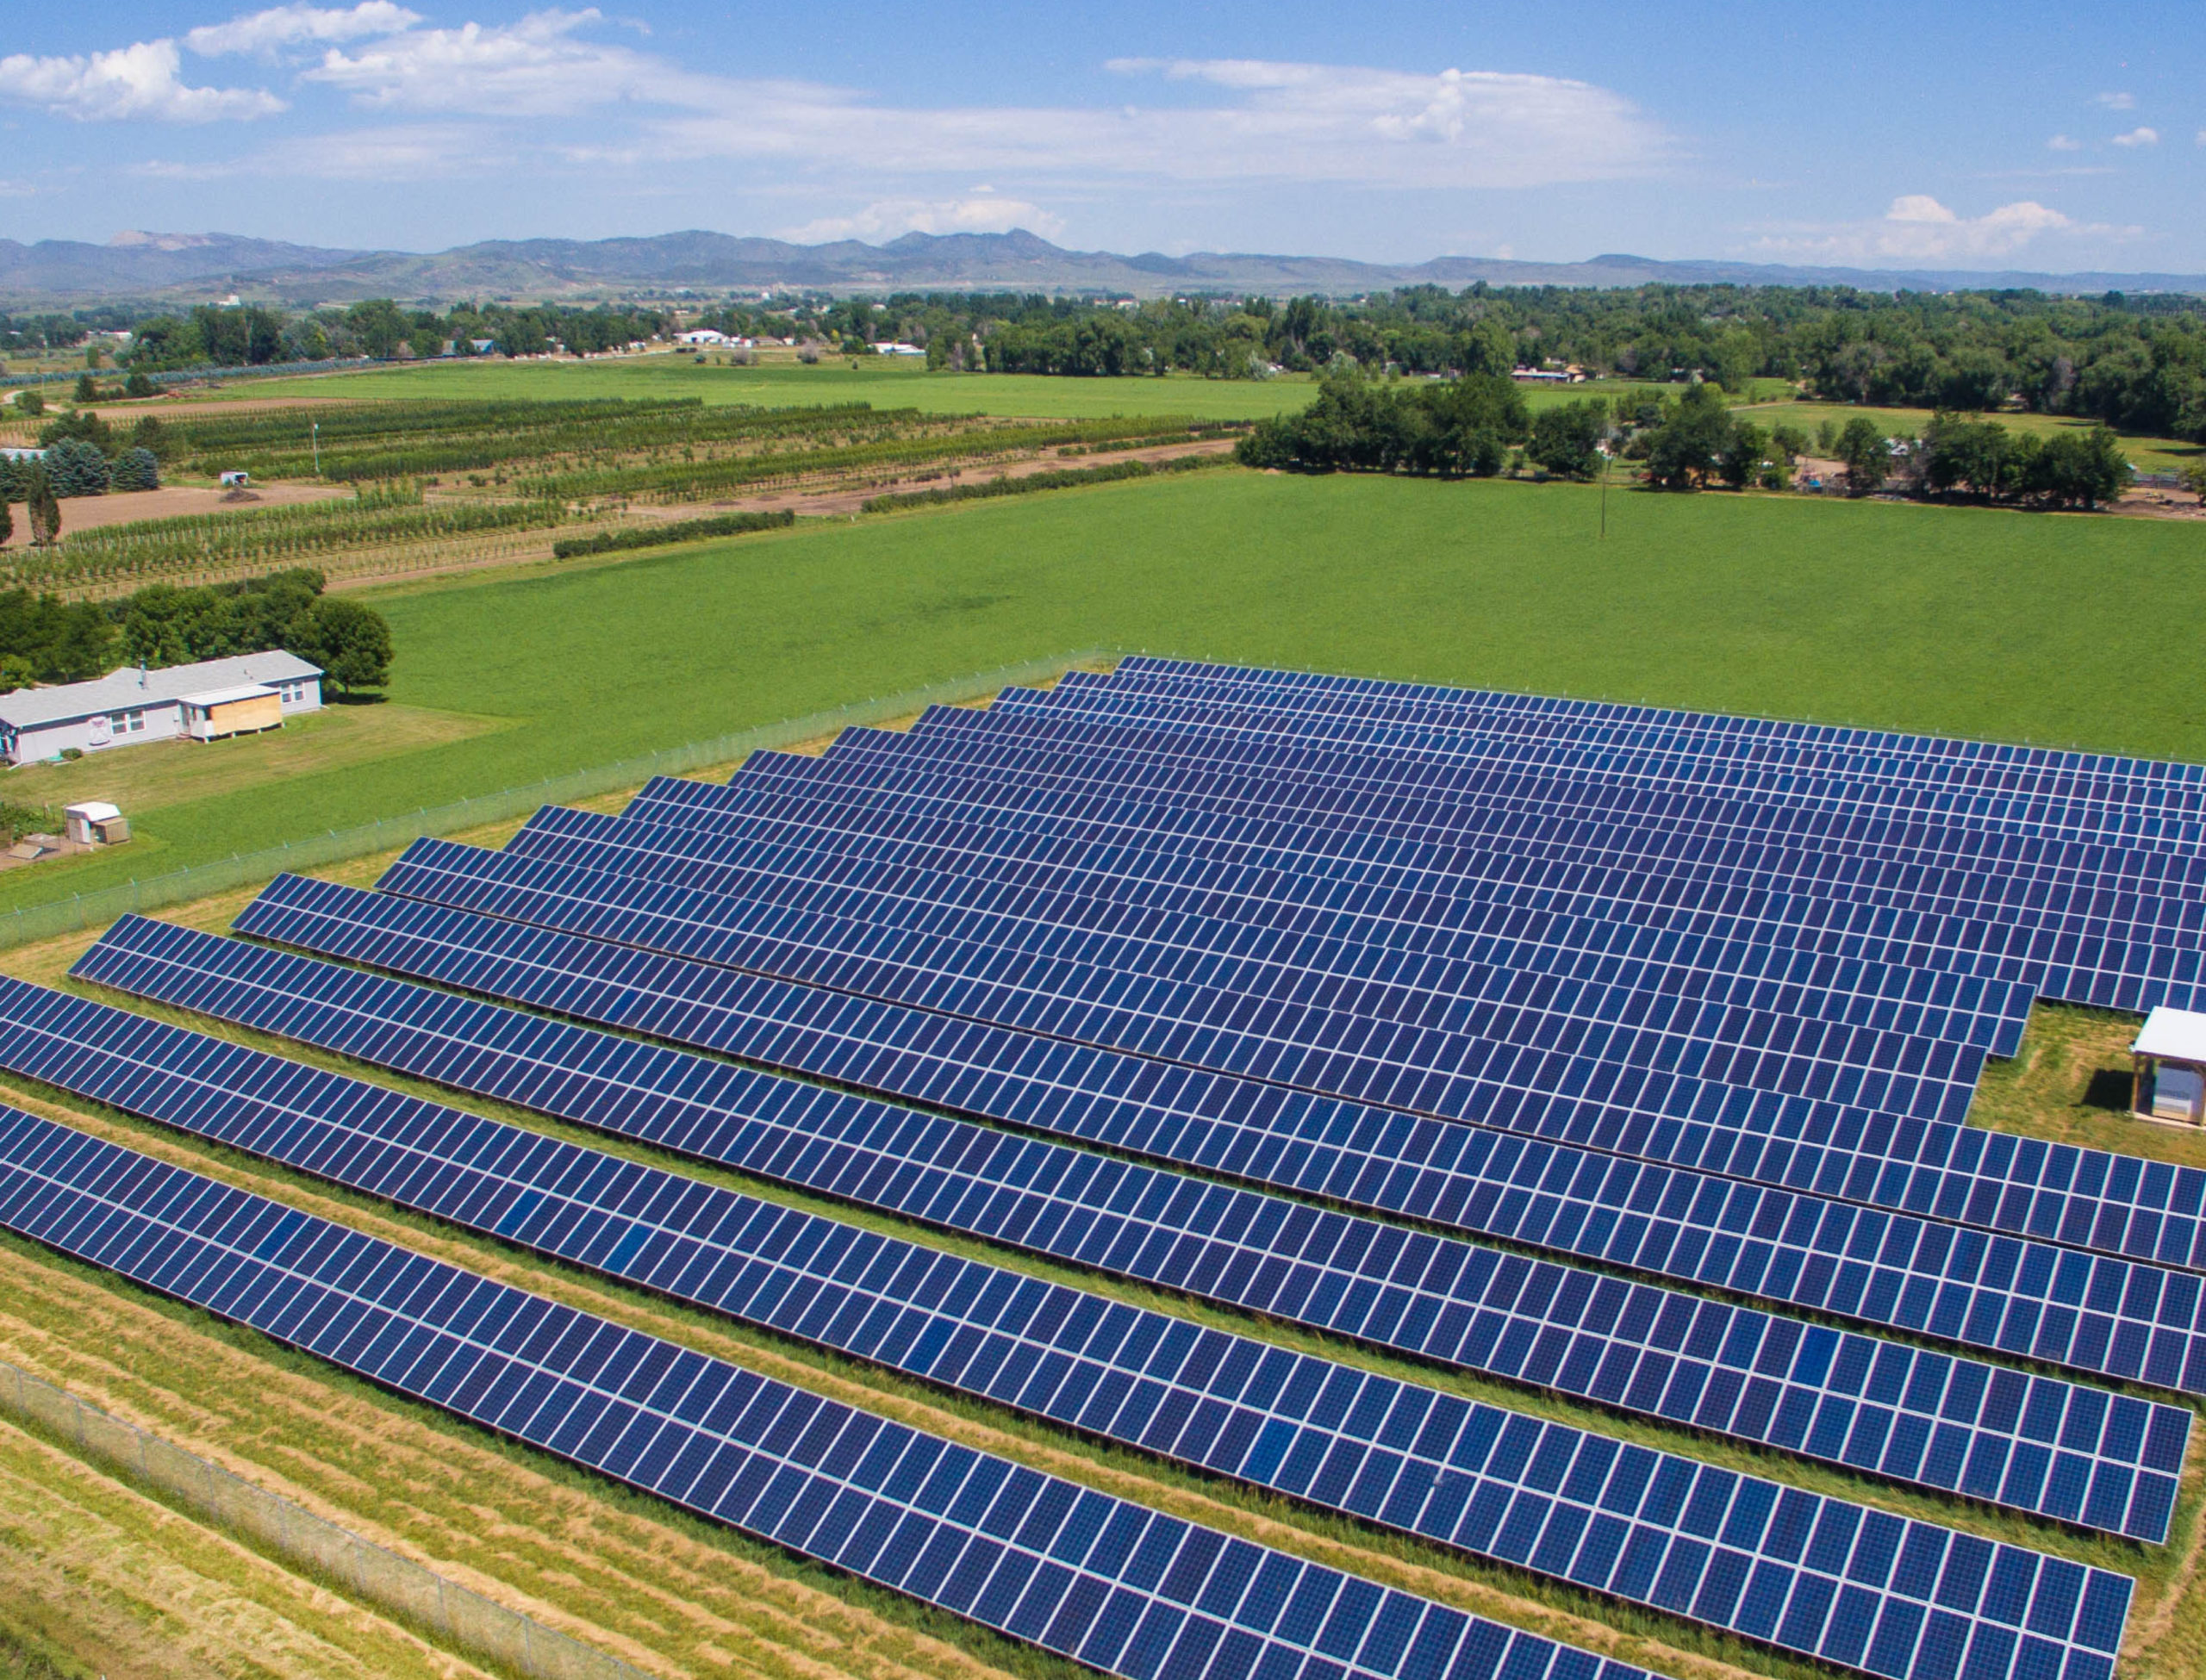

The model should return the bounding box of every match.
[0,650,1109,952]
[0,1357,652,1680]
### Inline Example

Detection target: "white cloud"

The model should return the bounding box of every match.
[2047,134,2080,151]
[186,3,421,59]
[1750,194,2134,264]
[304,9,726,116]
[780,195,1065,243]
[0,40,284,122]
[2110,126,2159,147]
[2095,91,2136,110]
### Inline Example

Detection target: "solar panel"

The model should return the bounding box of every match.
[369,832,2206,1353]
[498,799,2015,1115]
[0,1104,1660,1680]
[236,873,2206,1404]
[996,678,2203,853]
[741,706,2203,1015]
[500,800,2204,1283]
[0,968,2131,1672]
[81,913,2187,1542]
[1095,660,2206,828]
[1017,663,2206,850]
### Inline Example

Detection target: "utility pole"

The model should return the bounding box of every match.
[312,420,321,476]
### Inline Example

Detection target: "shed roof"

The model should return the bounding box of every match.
[63,802,120,823]
[182,683,279,708]
[0,653,320,731]
[2134,1006,2206,1064]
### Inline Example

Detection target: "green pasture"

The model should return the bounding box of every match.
[5,465,2204,912]
[1734,396,2202,473]
[230,353,1672,423]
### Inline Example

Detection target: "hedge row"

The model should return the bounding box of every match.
[549,508,796,559]
[861,451,1231,513]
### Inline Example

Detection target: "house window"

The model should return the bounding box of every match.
[108,710,146,734]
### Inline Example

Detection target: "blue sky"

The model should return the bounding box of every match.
[3,1,2202,271]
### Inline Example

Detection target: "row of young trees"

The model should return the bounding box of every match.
[0,569,393,694]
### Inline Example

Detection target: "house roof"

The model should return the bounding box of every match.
[0,652,320,730]
[2134,1006,2206,1064]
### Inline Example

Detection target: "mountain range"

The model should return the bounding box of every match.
[4,228,2202,306]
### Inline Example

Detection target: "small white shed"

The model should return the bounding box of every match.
[62,802,128,845]
[2133,1007,2206,1125]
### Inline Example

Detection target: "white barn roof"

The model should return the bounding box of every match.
[2134,1006,2206,1064]
[0,652,321,730]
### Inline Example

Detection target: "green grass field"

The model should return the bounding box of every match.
[4,465,2204,912]
[234,352,1676,422]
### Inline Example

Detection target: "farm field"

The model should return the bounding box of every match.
[231,352,1682,421]
[5,465,2206,914]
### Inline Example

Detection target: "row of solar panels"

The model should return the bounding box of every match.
[1109,660,2206,807]
[74,918,2197,1540]
[0,968,2134,1680]
[1075,662,2206,838]
[6,660,2197,1680]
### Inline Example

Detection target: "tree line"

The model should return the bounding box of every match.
[119,299,676,372]
[693,284,2206,442]
[1233,373,2134,509]
[0,569,392,694]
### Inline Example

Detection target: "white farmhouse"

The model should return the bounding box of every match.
[0,651,323,766]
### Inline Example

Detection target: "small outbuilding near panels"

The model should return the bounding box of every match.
[2133,1007,2206,1125]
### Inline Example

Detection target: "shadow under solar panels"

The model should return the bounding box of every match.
[79,913,2190,1544]
[0,1105,1656,1680]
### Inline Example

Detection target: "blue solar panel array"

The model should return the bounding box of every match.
[0,968,2133,1679]
[241,869,2206,1403]
[488,798,2206,1282]
[0,1104,1658,1680]
[1098,660,2206,843]
[80,913,2189,1542]
[727,694,2204,1017]
[25,656,2198,1680]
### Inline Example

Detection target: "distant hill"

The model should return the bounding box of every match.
[5,227,2203,306]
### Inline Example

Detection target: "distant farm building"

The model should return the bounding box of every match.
[677,329,754,347]
[0,652,322,765]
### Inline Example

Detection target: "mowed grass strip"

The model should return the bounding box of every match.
[10,464,2206,913]
[0,1412,497,1680]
